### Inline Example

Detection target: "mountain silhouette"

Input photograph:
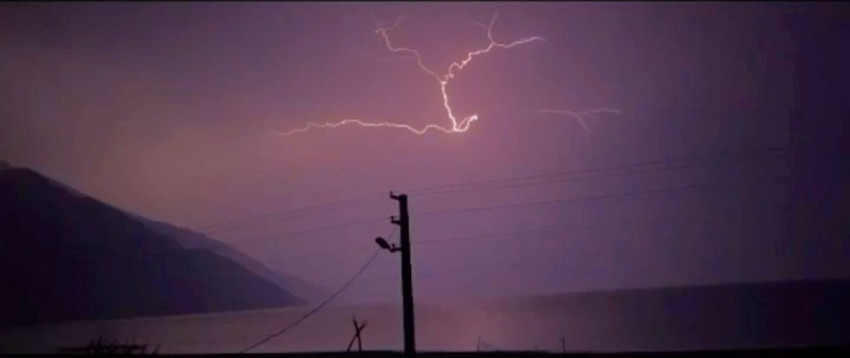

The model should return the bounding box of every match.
[137,217,330,303]
[0,166,305,327]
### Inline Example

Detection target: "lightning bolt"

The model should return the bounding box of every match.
[538,108,622,134]
[277,14,545,137]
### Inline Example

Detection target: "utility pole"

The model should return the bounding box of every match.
[391,192,416,358]
[374,191,416,357]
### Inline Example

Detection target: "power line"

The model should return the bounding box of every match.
[258,192,790,263]
[419,209,766,280]
[403,145,791,195]
[208,148,795,245]
[205,162,791,249]
[12,173,790,261]
[259,246,377,264]
[208,152,793,248]
[411,158,776,198]
[413,175,789,218]
[414,206,744,246]
[207,161,719,238]
[189,146,792,235]
[10,216,389,260]
[177,146,792,238]
[222,216,389,247]
[238,226,396,353]
[193,192,386,233]
[417,229,556,245]
[8,147,799,261]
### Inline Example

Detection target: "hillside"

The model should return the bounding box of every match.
[0,166,305,327]
[139,217,330,303]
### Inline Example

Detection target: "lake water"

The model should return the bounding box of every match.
[2,286,848,354]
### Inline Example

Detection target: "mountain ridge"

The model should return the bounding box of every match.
[137,217,330,304]
[0,167,307,327]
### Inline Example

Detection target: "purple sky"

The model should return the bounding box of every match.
[1,2,848,303]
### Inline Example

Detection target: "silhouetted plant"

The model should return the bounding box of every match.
[56,335,159,355]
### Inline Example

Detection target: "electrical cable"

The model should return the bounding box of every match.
[238,226,397,353]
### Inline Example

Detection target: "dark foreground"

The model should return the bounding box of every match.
[123,346,850,357]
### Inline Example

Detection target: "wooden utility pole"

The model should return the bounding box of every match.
[374,191,417,357]
[390,192,416,358]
